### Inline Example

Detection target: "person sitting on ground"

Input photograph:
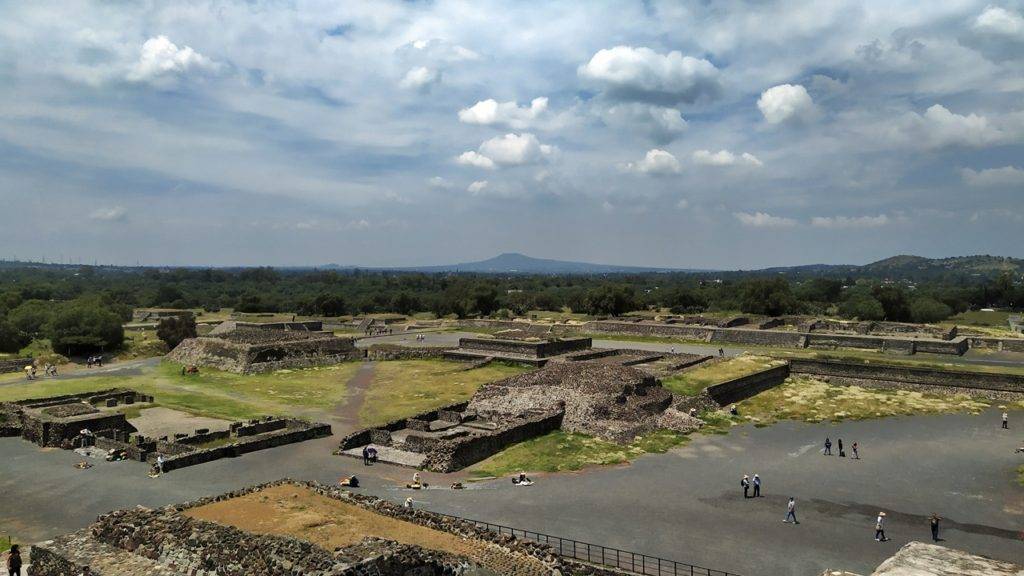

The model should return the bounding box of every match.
[451,482,464,490]
[729,404,739,416]
[75,460,92,469]
[404,497,414,509]
[340,475,359,487]
[367,446,378,463]
[512,471,533,485]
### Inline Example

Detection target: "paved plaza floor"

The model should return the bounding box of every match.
[0,406,1020,576]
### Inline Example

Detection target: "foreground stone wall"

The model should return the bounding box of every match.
[0,357,32,374]
[458,336,591,358]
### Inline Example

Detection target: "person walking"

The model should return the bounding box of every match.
[362,446,370,465]
[783,498,798,524]
[1003,411,1009,430]
[838,438,845,457]
[929,514,941,542]
[875,512,887,542]
[741,475,750,498]
[156,454,165,474]
[7,544,22,576]
[752,474,761,497]
[824,437,832,455]
[852,441,859,459]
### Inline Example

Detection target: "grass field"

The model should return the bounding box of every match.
[0,361,363,421]
[660,355,785,397]
[467,429,687,478]
[735,376,995,426]
[359,359,528,426]
[946,309,1012,328]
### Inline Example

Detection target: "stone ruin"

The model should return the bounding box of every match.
[28,479,631,576]
[0,389,148,448]
[338,362,701,472]
[822,541,1023,576]
[444,335,593,366]
[167,327,359,374]
[0,389,330,473]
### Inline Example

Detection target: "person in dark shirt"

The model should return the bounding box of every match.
[824,437,832,455]
[7,544,22,576]
[929,514,941,541]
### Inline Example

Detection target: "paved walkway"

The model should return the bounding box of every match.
[0,408,1020,576]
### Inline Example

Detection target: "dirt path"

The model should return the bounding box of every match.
[331,361,376,431]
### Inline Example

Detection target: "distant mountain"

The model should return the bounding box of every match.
[763,255,1024,281]
[394,253,688,274]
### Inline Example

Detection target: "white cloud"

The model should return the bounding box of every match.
[578,46,720,104]
[810,214,890,228]
[403,38,481,62]
[467,180,489,194]
[625,149,681,175]
[458,97,548,129]
[973,6,1024,36]
[399,66,441,92]
[692,149,762,167]
[733,211,796,228]
[457,133,556,169]
[428,176,454,189]
[88,206,127,221]
[900,104,1008,148]
[455,151,496,169]
[675,198,690,210]
[961,165,1024,187]
[757,84,815,124]
[128,36,215,83]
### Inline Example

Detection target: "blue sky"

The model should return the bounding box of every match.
[1,1,1022,268]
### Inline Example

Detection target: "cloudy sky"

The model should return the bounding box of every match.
[1,1,1023,268]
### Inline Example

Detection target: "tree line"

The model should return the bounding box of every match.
[0,264,1021,354]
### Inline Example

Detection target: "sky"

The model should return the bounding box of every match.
[1,1,1023,269]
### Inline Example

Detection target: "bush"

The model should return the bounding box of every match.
[910,297,953,323]
[7,299,53,337]
[46,302,125,355]
[156,316,198,349]
[839,294,885,321]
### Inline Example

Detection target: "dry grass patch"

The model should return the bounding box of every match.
[738,376,991,425]
[359,359,528,426]
[184,484,549,573]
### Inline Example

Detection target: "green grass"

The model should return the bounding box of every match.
[117,330,168,360]
[1018,465,1024,487]
[946,309,1012,328]
[526,309,590,322]
[0,360,363,421]
[359,359,528,426]
[660,355,785,397]
[467,429,688,478]
[0,535,9,554]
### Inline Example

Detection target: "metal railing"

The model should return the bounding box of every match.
[438,512,743,576]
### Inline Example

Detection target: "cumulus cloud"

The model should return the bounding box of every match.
[578,46,721,105]
[962,6,1024,61]
[757,84,815,124]
[897,104,1011,148]
[733,211,796,228]
[458,97,548,129]
[88,206,127,221]
[467,180,489,194]
[457,133,556,169]
[625,149,681,175]
[692,149,762,167]
[810,214,890,228]
[400,38,481,62]
[399,66,441,92]
[428,176,454,189]
[598,103,687,143]
[961,165,1024,187]
[675,198,690,210]
[127,36,216,83]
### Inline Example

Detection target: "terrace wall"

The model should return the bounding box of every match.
[789,359,1024,394]
[703,364,791,406]
[457,337,591,358]
[0,357,33,374]
[422,411,564,472]
[364,344,448,361]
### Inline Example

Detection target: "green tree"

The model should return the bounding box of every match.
[46,302,124,355]
[838,294,885,320]
[909,297,952,323]
[583,285,637,316]
[871,285,911,321]
[156,315,198,349]
[8,299,54,337]
[0,318,30,353]
[738,278,799,316]
[300,293,348,316]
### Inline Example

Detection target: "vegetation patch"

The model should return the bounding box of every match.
[0,360,362,421]
[661,355,785,397]
[736,376,991,425]
[359,359,527,426]
[467,429,688,478]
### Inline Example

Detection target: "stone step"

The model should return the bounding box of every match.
[30,532,187,576]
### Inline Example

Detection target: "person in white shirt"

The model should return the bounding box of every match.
[875,512,887,541]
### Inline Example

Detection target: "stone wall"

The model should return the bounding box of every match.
[789,359,1024,394]
[155,421,331,472]
[704,364,791,406]
[336,401,470,451]
[458,336,591,358]
[422,412,564,472]
[0,357,32,374]
[364,344,448,361]
[711,328,805,347]
[585,320,715,340]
